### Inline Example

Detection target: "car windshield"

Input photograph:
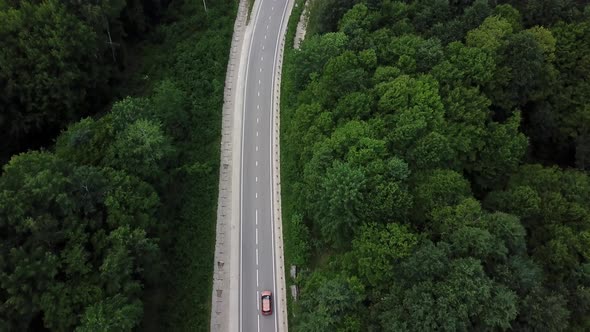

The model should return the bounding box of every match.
[262,295,270,311]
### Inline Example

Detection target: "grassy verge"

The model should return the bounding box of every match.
[279,0,308,324]
[117,0,237,330]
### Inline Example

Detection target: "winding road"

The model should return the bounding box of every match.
[239,0,290,331]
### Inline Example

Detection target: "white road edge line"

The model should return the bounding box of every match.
[269,1,290,331]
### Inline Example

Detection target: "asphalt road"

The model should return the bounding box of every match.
[239,0,289,331]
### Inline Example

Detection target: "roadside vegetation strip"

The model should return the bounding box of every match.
[247,0,255,23]
[130,1,238,331]
[278,0,309,324]
[74,0,238,329]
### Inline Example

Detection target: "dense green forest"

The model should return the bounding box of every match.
[0,0,172,164]
[0,0,235,330]
[282,0,590,330]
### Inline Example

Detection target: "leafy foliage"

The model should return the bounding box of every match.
[0,0,171,164]
[0,0,235,330]
[0,152,158,330]
[0,0,101,159]
[349,222,418,289]
[294,272,365,332]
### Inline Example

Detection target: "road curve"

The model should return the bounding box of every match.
[239,0,290,331]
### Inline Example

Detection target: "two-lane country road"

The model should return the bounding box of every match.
[239,0,290,331]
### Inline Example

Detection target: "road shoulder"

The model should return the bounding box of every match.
[271,0,296,330]
[210,0,249,330]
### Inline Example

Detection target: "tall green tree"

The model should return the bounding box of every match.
[411,169,471,222]
[380,241,518,331]
[106,119,173,180]
[470,112,528,189]
[312,161,367,248]
[294,272,365,332]
[485,164,590,330]
[348,222,418,289]
[76,295,143,332]
[55,117,115,166]
[291,32,349,91]
[307,0,360,35]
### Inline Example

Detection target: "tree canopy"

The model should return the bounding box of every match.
[0,152,159,330]
[282,0,590,330]
[0,0,170,164]
[0,0,235,329]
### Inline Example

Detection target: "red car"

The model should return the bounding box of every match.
[261,290,272,315]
